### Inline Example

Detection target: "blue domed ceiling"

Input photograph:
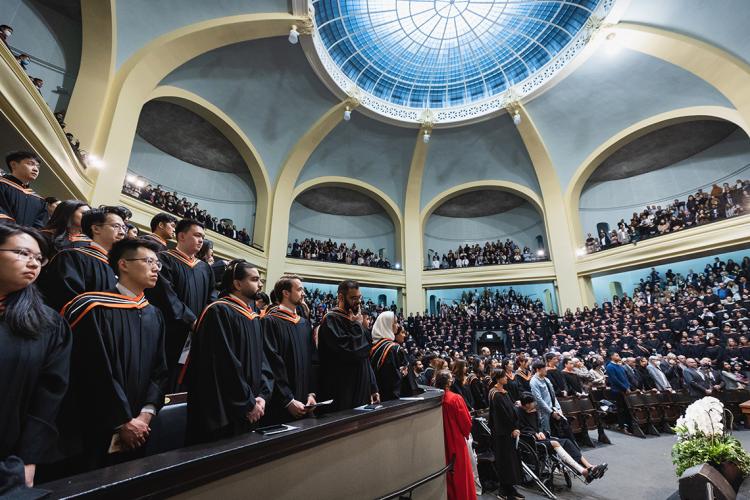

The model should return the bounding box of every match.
[311,0,617,125]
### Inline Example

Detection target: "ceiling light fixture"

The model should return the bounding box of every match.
[344,105,352,121]
[422,130,431,144]
[513,110,522,126]
[536,249,545,257]
[288,25,299,44]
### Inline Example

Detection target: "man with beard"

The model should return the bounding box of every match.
[262,275,316,423]
[186,260,273,444]
[318,280,379,411]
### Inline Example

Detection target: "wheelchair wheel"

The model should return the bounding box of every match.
[563,468,572,489]
[517,440,542,484]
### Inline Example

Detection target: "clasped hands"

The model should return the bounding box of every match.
[119,412,152,450]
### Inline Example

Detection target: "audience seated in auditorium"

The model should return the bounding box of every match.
[121,178,253,247]
[288,237,392,269]
[428,239,546,270]
[584,180,750,253]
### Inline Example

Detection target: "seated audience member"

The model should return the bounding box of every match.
[57,238,168,472]
[435,370,476,500]
[488,369,523,500]
[0,224,71,489]
[369,311,407,401]
[0,151,48,228]
[37,206,125,311]
[143,212,176,252]
[561,357,585,395]
[41,200,91,251]
[517,393,607,483]
[186,260,273,444]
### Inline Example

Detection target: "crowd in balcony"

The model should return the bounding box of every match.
[427,239,546,270]
[122,177,252,246]
[287,237,393,269]
[584,179,750,253]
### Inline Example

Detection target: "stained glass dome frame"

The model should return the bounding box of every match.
[302,0,620,127]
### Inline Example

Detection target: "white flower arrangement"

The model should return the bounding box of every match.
[675,396,725,438]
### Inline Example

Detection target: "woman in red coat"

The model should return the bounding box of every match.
[436,370,477,500]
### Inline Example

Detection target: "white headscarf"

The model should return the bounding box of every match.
[371,311,396,341]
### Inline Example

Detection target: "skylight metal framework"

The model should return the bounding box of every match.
[309,0,617,125]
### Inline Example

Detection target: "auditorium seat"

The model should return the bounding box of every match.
[144,393,187,456]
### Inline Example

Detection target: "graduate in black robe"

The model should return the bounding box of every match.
[142,212,177,253]
[369,311,407,401]
[262,275,316,423]
[489,371,523,499]
[57,238,167,472]
[145,220,214,389]
[186,261,273,444]
[0,152,48,228]
[37,207,125,311]
[0,223,70,488]
[318,280,379,411]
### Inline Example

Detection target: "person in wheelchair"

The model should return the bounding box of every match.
[516,392,607,483]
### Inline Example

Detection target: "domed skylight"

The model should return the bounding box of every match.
[310,0,617,125]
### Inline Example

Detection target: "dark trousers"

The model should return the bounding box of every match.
[612,391,632,429]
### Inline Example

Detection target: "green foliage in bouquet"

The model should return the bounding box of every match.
[672,431,750,477]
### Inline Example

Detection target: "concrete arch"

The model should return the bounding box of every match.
[147,85,272,246]
[421,180,546,226]
[420,180,549,269]
[292,176,404,265]
[564,105,748,243]
[64,0,115,152]
[88,12,304,209]
[612,23,750,127]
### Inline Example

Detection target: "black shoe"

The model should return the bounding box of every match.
[596,463,609,479]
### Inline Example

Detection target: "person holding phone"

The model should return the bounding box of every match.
[318,280,379,411]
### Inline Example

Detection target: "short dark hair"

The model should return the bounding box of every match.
[101,204,131,221]
[434,370,452,390]
[256,291,270,306]
[176,218,203,235]
[108,238,160,272]
[532,360,546,372]
[221,259,256,294]
[337,279,360,296]
[562,357,573,367]
[492,368,507,383]
[44,196,59,205]
[274,275,301,302]
[544,352,558,362]
[5,151,39,170]
[150,212,177,232]
[81,207,124,237]
[520,392,536,405]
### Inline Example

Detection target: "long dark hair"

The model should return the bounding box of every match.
[43,199,89,237]
[0,223,54,338]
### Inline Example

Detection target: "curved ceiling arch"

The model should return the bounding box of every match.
[564,105,748,242]
[146,85,272,246]
[421,180,546,228]
[293,176,404,264]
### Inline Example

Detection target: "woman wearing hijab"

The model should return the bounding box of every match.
[369,311,407,401]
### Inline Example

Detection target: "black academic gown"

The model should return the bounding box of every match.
[37,244,117,312]
[318,308,378,411]
[145,249,214,387]
[58,291,167,470]
[262,308,315,424]
[186,296,273,444]
[141,233,169,253]
[489,389,523,487]
[0,175,47,228]
[0,305,70,465]
[369,338,405,402]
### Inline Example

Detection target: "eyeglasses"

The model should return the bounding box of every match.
[125,257,162,270]
[96,223,127,233]
[0,248,48,266]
